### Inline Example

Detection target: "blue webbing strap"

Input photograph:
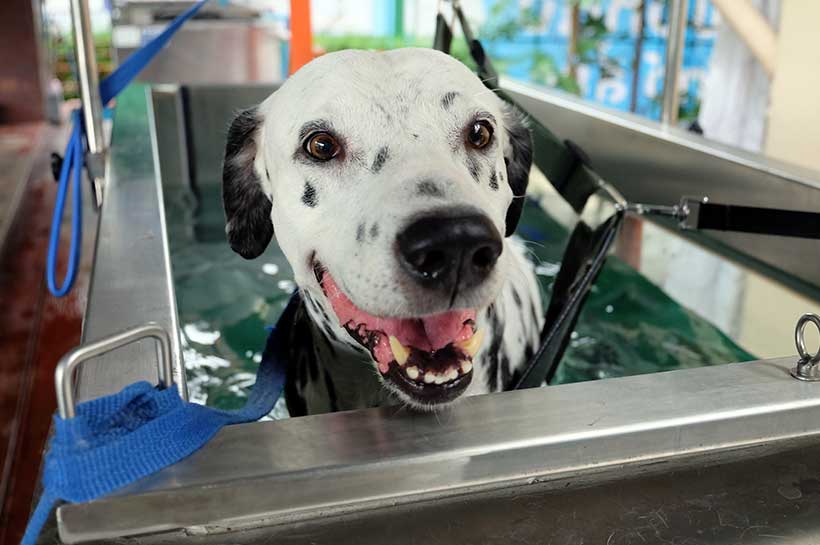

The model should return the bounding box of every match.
[99,1,209,105]
[46,113,83,296]
[20,293,298,545]
[47,0,210,297]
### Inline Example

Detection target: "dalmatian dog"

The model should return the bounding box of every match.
[222,48,543,416]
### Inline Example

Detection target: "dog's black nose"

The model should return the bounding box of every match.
[397,213,502,291]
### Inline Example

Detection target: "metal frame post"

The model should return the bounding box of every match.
[69,0,106,204]
[661,0,689,126]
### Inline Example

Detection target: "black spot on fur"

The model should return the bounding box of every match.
[323,323,339,343]
[441,91,459,110]
[301,181,318,207]
[530,302,540,330]
[371,146,390,173]
[319,307,330,324]
[524,343,534,362]
[416,179,444,197]
[466,155,481,183]
[223,107,273,259]
[512,289,522,308]
[356,223,365,243]
[509,369,524,389]
[412,133,419,139]
[502,105,534,236]
[370,223,379,239]
[489,170,499,191]
[319,304,331,324]
[499,353,512,388]
[375,102,393,123]
[484,305,504,392]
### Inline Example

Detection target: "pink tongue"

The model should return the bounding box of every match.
[321,271,475,353]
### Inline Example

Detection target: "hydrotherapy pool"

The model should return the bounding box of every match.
[165,181,753,412]
[60,81,820,544]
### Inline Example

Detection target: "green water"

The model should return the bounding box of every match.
[164,185,754,411]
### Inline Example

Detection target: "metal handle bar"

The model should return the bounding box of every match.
[55,323,177,419]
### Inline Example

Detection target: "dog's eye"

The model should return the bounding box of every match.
[304,132,340,161]
[466,120,494,149]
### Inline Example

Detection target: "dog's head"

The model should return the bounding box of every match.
[223,48,532,409]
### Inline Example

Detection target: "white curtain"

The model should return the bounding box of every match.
[698,0,781,152]
[659,0,780,341]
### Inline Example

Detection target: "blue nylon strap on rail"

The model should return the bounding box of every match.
[19,293,297,545]
[98,1,209,105]
[46,112,83,296]
[46,0,210,297]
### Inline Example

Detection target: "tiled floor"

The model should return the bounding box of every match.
[0,121,94,545]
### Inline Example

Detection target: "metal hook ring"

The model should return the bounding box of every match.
[795,313,820,364]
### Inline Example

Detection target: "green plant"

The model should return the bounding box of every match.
[480,0,617,97]
[49,30,114,100]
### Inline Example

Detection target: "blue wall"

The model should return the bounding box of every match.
[480,0,718,121]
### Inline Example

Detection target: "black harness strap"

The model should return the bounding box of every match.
[433,13,453,53]
[515,211,625,389]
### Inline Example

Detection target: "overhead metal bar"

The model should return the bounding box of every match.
[661,0,689,126]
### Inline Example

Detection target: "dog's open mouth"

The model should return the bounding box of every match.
[314,262,480,405]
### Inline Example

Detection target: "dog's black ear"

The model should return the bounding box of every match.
[222,106,274,259]
[501,104,533,237]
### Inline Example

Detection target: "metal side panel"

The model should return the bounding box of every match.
[180,84,277,187]
[502,78,820,292]
[77,84,185,402]
[58,357,820,543]
[126,440,820,545]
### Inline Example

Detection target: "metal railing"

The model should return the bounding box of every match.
[661,0,689,126]
[69,0,106,205]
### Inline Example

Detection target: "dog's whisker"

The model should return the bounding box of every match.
[471,87,503,99]
[521,239,547,250]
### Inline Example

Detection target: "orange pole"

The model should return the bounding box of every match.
[289,0,313,75]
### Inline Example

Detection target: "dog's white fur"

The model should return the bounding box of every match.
[223,48,543,414]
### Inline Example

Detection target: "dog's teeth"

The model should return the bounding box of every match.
[389,336,410,366]
[461,360,473,374]
[447,368,458,381]
[434,373,447,385]
[424,372,435,384]
[457,329,485,358]
[406,366,419,380]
